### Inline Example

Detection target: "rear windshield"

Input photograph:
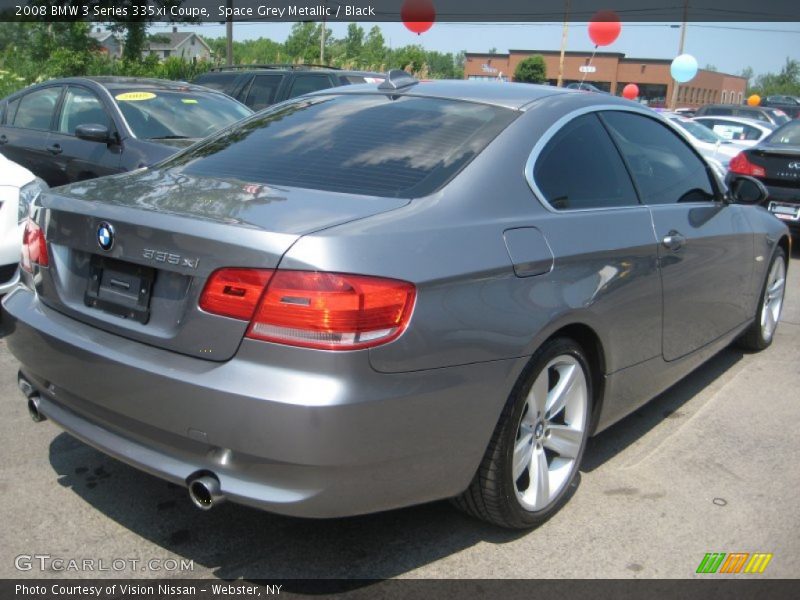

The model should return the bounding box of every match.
[765,121,800,146]
[113,89,252,140]
[163,94,517,198]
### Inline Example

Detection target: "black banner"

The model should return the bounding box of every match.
[3,579,800,600]
[1,0,800,23]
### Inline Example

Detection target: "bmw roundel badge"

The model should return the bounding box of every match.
[97,221,115,251]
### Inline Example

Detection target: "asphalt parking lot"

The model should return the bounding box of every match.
[0,248,798,580]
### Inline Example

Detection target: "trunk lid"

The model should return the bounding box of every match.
[35,168,409,361]
[748,145,800,188]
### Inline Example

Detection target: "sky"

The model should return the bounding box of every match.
[149,21,800,78]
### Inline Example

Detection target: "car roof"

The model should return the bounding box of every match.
[312,80,614,110]
[33,76,223,95]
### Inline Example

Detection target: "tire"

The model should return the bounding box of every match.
[453,337,593,529]
[737,247,787,351]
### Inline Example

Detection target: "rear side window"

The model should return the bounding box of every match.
[533,113,638,210]
[167,95,517,198]
[13,87,61,130]
[601,111,715,205]
[286,75,333,99]
[193,72,239,93]
[245,74,283,111]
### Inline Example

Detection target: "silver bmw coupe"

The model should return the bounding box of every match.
[3,72,790,528]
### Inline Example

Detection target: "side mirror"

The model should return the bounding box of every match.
[729,176,768,205]
[75,123,110,143]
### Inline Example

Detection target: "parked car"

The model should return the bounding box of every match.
[728,118,800,234]
[192,64,386,111]
[693,115,776,147]
[3,74,789,529]
[673,107,697,117]
[0,77,252,187]
[694,103,791,127]
[565,82,608,93]
[662,112,743,173]
[760,95,800,120]
[0,155,45,295]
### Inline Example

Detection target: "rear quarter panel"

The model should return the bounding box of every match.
[279,98,662,376]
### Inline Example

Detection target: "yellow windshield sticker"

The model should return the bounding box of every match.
[181,98,198,104]
[115,92,156,102]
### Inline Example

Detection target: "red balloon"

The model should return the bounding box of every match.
[588,10,621,46]
[401,0,436,35]
[622,83,639,100]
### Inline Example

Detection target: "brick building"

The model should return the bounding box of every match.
[464,50,747,109]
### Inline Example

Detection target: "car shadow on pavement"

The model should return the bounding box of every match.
[582,346,744,472]
[47,433,527,581]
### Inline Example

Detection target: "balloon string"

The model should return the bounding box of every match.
[580,45,598,87]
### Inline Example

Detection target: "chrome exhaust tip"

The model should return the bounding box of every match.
[27,395,46,423]
[188,474,225,510]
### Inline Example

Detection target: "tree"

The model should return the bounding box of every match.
[344,23,364,63]
[704,64,718,72]
[284,22,333,63]
[514,55,547,84]
[363,26,386,69]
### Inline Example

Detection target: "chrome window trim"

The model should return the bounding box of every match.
[523,104,711,213]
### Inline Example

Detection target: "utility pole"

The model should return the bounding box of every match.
[557,0,570,87]
[225,0,233,66]
[320,1,327,64]
[669,1,688,110]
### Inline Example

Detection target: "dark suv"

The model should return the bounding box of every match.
[193,65,385,111]
[694,103,791,126]
[760,95,800,120]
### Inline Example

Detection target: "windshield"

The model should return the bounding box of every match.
[670,117,724,143]
[764,121,800,146]
[162,94,517,198]
[113,90,252,140]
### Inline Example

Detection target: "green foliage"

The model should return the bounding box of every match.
[514,55,547,84]
[0,22,468,101]
[752,58,800,97]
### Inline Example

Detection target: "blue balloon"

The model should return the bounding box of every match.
[671,54,698,83]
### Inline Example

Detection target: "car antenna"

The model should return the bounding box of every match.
[378,70,419,91]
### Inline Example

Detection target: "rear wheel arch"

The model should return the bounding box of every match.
[545,323,606,435]
[777,235,791,266]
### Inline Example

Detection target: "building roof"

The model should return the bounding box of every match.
[147,31,210,52]
[89,30,116,43]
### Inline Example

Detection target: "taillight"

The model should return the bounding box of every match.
[200,268,416,350]
[20,218,49,273]
[247,271,416,350]
[199,268,273,320]
[729,152,766,178]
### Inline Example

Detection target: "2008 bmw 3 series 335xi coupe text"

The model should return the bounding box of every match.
[3,72,790,528]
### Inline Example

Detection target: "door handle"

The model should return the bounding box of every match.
[0,134,7,145]
[662,230,686,251]
[47,143,62,155]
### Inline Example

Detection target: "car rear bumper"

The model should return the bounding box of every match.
[2,285,518,518]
